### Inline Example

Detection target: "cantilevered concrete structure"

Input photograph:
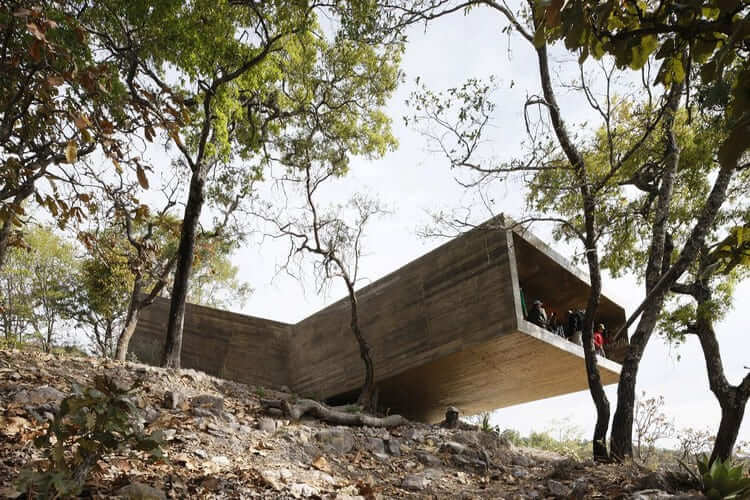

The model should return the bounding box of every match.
[131,216,627,422]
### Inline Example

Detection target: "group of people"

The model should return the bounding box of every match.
[521,290,607,356]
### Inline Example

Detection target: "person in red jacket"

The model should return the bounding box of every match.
[593,323,606,356]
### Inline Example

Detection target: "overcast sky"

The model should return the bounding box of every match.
[226,8,749,445]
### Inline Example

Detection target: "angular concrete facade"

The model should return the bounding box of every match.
[131,216,627,422]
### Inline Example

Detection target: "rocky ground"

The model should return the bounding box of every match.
[0,348,705,499]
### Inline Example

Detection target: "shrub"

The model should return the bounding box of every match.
[16,375,163,498]
[682,454,750,500]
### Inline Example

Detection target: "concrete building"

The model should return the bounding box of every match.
[130,216,627,422]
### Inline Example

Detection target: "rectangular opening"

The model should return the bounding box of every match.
[511,231,628,362]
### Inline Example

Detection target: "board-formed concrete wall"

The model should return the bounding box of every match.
[132,300,292,389]
[129,215,627,421]
[290,217,516,400]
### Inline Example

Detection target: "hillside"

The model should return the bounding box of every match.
[0,349,704,499]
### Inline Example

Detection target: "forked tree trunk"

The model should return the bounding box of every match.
[693,300,750,464]
[712,398,747,463]
[163,169,206,369]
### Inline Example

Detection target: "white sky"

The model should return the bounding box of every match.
[225,8,749,446]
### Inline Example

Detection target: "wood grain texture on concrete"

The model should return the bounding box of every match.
[131,299,292,389]
[129,214,629,421]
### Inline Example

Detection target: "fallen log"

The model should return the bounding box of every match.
[260,398,407,428]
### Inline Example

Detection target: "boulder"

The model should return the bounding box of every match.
[546,479,570,498]
[401,473,429,491]
[163,390,187,410]
[257,417,278,433]
[13,386,65,407]
[190,394,224,416]
[385,438,401,456]
[314,428,354,454]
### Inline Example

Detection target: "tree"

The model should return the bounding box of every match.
[83,0,400,369]
[664,221,750,463]
[26,227,77,352]
[403,10,678,461]
[1,1,155,269]
[76,195,249,360]
[260,167,387,411]
[0,237,35,345]
[0,225,76,350]
[187,244,252,310]
[375,0,746,461]
[76,250,132,358]
[538,0,750,460]
[633,392,674,463]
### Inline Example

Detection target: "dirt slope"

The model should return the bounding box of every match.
[0,349,703,499]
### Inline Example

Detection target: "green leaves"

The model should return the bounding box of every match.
[695,455,750,499]
[16,375,163,499]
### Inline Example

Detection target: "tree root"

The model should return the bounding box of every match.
[260,398,407,428]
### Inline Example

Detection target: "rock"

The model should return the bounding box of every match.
[211,455,230,467]
[206,421,228,436]
[569,479,590,500]
[114,481,166,500]
[511,466,529,479]
[402,427,424,442]
[289,483,320,498]
[441,441,469,455]
[260,469,293,491]
[546,479,570,497]
[13,386,65,407]
[266,407,284,417]
[194,449,208,459]
[402,473,429,491]
[163,429,177,441]
[385,438,401,456]
[440,440,490,472]
[367,437,386,455]
[142,407,161,424]
[547,458,576,480]
[314,428,354,454]
[257,417,278,433]
[190,394,224,416]
[510,452,534,467]
[629,490,705,500]
[637,472,671,492]
[415,451,442,467]
[163,390,187,410]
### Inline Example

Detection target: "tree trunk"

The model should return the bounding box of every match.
[347,285,375,410]
[0,190,32,271]
[579,211,610,462]
[162,168,206,369]
[534,40,611,461]
[611,83,683,461]
[711,397,747,463]
[692,290,750,465]
[115,278,144,361]
[0,217,12,270]
[610,302,662,459]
